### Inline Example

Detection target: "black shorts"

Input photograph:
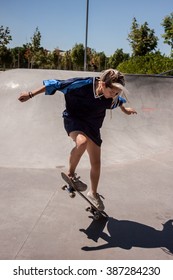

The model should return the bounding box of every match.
[63,114,102,147]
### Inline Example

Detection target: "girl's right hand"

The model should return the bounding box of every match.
[18,92,31,102]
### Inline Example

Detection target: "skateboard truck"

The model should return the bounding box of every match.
[85,206,102,220]
[62,184,76,198]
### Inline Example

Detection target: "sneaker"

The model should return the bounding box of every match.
[87,192,105,211]
[71,174,87,192]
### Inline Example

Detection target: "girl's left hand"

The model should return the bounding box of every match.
[125,107,137,115]
[120,105,137,115]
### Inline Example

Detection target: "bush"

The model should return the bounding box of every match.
[117,53,173,75]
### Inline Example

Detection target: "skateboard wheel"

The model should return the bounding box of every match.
[85,206,91,212]
[62,185,67,190]
[70,192,76,198]
[94,213,100,220]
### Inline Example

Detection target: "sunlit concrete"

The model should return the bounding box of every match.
[0,69,173,260]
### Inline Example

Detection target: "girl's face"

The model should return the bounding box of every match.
[100,82,121,99]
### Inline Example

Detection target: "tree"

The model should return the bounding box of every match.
[161,12,173,56]
[71,43,84,70]
[0,25,12,47]
[117,52,173,75]
[23,43,32,68]
[61,51,72,70]
[30,27,42,68]
[91,51,106,71]
[0,26,12,69]
[52,48,62,69]
[0,47,12,69]
[11,47,26,68]
[23,27,42,68]
[31,26,41,51]
[108,48,130,69]
[128,18,158,56]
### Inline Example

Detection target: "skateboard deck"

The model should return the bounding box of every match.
[61,172,108,220]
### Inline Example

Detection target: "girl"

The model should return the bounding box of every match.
[18,69,137,211]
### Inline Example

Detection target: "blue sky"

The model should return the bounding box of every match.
[1,0,172,56]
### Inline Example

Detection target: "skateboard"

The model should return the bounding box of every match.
[61,172,108,220]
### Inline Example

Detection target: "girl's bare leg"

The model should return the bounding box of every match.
[68,132,104,210]
[68,131,87,177]
[68,131,101,193]
[86,139,101,195]
[86,139,104,210]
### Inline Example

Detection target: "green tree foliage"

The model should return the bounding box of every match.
[91,51,107,71]
[71,43,84,70]
[117,52,173,74]
[0,47,12,69]
[11,47,28,68]
[52,48,63,69]
[23,43,33,68]
[128,18,158,56]
[0,26,12,69]
[2,17,173,74]
[161,12,173,56]
[0,25,12,47]
[31,26,41,51]
[22,27,42,68]
[108,48,130,69]
[30,27,42,68]
[61,51,72,70]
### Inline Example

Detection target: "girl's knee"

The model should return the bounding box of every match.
[70,132,87,146]
[76,135,88,150]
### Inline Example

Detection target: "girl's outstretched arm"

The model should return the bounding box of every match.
[18,85,46,102]
[120,104,137,115]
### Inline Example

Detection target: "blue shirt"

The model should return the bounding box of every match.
[43,77,126,129]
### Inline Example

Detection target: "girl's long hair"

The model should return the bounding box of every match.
[100,69,130,106]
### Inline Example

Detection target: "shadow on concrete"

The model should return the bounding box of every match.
[80,217,173,255]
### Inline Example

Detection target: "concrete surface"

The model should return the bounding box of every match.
[0,69,173,260]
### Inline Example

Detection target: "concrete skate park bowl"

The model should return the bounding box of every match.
[0,69,173,260]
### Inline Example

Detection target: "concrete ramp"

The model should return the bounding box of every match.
[0,69,173,260]
[103,74,173,164]
[0,69,172,168]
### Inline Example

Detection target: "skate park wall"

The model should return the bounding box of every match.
[0,69,172,169]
